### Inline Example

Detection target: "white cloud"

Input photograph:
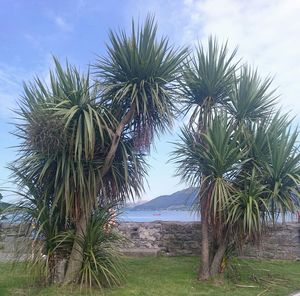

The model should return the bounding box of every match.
[54,16,73,32]
[124,0,300,199]
[128,0,300,121]
[182,0,300,120]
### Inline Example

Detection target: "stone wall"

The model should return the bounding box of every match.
[118,221,201,256]
[240,223,300,259]
[0,222,31,251]
[1,221,300,260]
[118,221,300,259]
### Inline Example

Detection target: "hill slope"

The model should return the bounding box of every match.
[0,201,11,211]
[132,187,198,211]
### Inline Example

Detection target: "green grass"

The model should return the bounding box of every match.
[0,257,299,295]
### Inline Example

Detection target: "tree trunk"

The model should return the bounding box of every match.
[63,105,135,284]
[210,241,227,277]
[64,212,88,284]
[100,104,135,177]
[282,210,286,225]
[199,196,210,280]
[54,258,67,283]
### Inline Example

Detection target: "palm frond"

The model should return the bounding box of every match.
[94,15,188,150]
[228,65,277,124]
[180,36,238,128]
[263,127,300,218]
[227,170,268,243]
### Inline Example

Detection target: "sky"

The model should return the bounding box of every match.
[1,0,300,202]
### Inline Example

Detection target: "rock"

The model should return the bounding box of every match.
[54,258,67,283]
[1,221,300,260]
[117,221,300,259]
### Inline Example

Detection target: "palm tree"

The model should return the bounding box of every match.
[66,16,187,283]
[14,58,147,280]
[263,128,300,221]
[173,37,300,280]
[172,115,248,277]
[13,16,187,285]
[179,37,238,280]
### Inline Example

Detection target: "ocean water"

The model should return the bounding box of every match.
[2,210,298,223]
[118,210,298,223]
[119,210,200,222]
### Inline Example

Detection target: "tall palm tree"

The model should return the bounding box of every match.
[174,37,300,280]
[66,16,187,283]
[13,16,187,284]
[179,37,238,280]
[14,58,147,281]
[172,115,248,277]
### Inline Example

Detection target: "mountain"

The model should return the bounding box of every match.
[122,200,147,210]
[132,187,198,211]
[0,201,11,211]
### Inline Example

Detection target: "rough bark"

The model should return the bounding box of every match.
[199,194,210,280]
[210,241,227,276]
[100,104,135,176]
[63,212,88,284]
[282,210,286,225]
[197,104,212,281]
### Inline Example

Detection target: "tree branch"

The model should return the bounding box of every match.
[100,104,135,177]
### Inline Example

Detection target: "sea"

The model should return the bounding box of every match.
[1,210,298,223]
[0,210,200,223]
[119,210,298,223]
[119,210,200,222]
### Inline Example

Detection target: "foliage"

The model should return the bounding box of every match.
[13,58,146,220]
[10,170,124,288]
[94,15,187,150]
[8,12,300,286]
[10,15,186,287]
[172,115,247,219]
[228,66,276,125]
[10,58,141,284]
[79,208,124,288]
[9,167,68,284]
[172,37,300,278]
[180,36,237,129]
[55,207,125,289]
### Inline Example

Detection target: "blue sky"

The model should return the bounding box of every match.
[1,0,300,202]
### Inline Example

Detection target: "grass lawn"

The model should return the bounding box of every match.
[0,256,299,295]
